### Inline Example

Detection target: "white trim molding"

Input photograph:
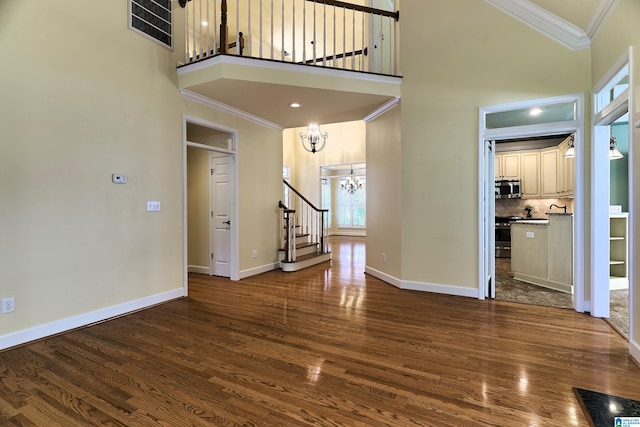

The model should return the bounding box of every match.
[181,89,283,131]
[188,265,210,275]
[585,0,619,41]
[630,339,640,365]
[239,262,279,279]
[0,288,184,351]
[365,266,478,298]
[363,97,400,122]
[485,0,590,50]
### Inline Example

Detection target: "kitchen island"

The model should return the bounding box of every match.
[510,213,573,293]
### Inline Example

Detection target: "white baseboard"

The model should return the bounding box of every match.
[365,266,477,298]
[400,280,479,298]
[188,265,210,274]
[239,262,278,279]
[630,339,640,365]
[329,230,366,237]
[513,273,573,293]
[0,287,185,351]
[365,266,401,287]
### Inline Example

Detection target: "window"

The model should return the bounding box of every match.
[129,0,173,49]
[595,66,629,115]
[283,166,291,208]
[321,179,332,228]
[338,177,366,228]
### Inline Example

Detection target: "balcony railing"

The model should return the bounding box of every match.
[180,0,399,76]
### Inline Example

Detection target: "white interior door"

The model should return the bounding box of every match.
[210,154,231,277]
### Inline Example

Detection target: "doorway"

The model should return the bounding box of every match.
[183,116,239,294]
[478,94,585,314]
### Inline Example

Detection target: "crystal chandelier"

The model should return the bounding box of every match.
[300,123,328,154]
[340,166,363,194]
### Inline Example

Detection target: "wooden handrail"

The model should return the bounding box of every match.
[278,200,295,213]
[307,0,399,21]
[283,179,328,213]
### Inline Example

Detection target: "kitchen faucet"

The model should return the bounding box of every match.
[549,203,567,214]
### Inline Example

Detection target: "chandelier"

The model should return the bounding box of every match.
[300,123,328,154]
[340,166,363,194]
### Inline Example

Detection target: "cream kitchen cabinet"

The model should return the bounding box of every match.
[495,152,521,180]
[560,140,574,196]
[540,147,560,197]
[520,151,540,198]
[499,136,574,199]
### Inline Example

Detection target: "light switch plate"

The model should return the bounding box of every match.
[147,201,161,212]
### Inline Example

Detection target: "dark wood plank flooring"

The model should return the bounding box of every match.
[1,237,638,426]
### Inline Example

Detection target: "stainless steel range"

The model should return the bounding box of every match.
[495,216,522,258]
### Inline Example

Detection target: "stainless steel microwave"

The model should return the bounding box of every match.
[495,179,521,199]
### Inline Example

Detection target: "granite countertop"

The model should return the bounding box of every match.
[513,219,549,226]
[547,212,573,216]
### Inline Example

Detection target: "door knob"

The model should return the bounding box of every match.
[223,220,231,225]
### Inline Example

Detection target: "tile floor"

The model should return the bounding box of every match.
[495,258,629,338]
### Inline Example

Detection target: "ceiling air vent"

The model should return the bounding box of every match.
[129,0,173,49]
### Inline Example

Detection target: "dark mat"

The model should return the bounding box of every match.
[574,387,640,427]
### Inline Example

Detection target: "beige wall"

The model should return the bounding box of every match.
[0,0,282,343]
[590,0,640,345]
[398,1,591,289]
[283,121,366,205]
[366,105,402,279]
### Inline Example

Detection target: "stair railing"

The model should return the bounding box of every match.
[181,0,400,76]
[278,200,297,262]
[279,179,328,262]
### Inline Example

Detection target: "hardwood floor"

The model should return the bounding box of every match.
[1,236,638,426]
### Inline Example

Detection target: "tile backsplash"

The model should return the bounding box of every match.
[495,198,574,218]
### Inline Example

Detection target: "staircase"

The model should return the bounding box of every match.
[279,180,331,272]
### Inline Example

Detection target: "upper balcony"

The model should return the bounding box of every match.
[176,0,402,128]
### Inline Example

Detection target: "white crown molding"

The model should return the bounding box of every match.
[180,89,284,131]
[363,97,400,122]
[585,0,619,41]
[485,0,591,50]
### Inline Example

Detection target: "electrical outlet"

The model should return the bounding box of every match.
[2,297,14,314]
[146,201,161,212]
[252,250,257,259]
[112,174,127,184]
[382,253,387,262]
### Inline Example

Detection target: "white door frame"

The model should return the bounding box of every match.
[478,94,585,314]
[182,115,239,296]
[591,50,632,319]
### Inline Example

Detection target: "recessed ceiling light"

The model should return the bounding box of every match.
[529,108,543,116]
[201,21,208,26]
[289,102,301,108]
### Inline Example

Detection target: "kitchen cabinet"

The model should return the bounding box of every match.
[610,213,629,289]
[495,152,521,179]
[540,147,560,197]
[511,214,572,293]
[520,152,540,198]
[560,139,574,196]
[499,135,574,199]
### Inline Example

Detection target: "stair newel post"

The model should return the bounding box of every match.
[220,0,228,54]
[283,208,290,262]
[320,210,326,253]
